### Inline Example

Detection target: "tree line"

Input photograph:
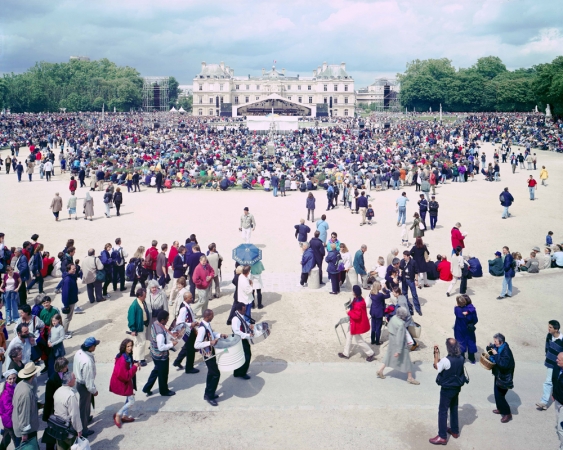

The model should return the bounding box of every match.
[397,56,563,116]
[0,58,183,113]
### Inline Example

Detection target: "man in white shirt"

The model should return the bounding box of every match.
[112,238,129,292]
[231,302,254,380]
[239,207,256,244]
[172,292,200,374]
[73,337,99,437]
[194,309,227,406]
[44,160,53,181]
[237,266,254,322]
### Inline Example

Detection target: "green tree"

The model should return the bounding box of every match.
[471,56,507,80]
[168,76,179,106]
[533,56,563,116]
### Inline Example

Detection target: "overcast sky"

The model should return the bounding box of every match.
[2,0,561,87]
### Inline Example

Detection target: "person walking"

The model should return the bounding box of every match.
[172,292,200,374]
[26,161,34,182]
[536,320,563,411]
[271,173,279,197]
[239,207,256,244]
[487,333,515,423]
[83,192,94,221]
[540,166,548,186]
[418,194,428,227]
[396,192,409,226]
[194,309,228,406]
[428,338,468,445]
[309,231,326,285]
[50,193,63,222]
[232,302,254,379]
[410,237,429,288]
[61,264,79,340]
[110,338,139,428]
[450,223,465,255]
[497,246,515,299]
[454,295,478,364]
[552,352,563,449]
[12,362,41,445]
[338,285,376,362]
[129,246,147,297]
[300,243,315,287]
[128,288,150,367]
[100,243,115,298]
[113,187,123,216]
[447,247,466,298]
[306,193,316,222]
[0,369,19,450]
[294,220,311,247]
[73,337,99,437]
[500,187,514,219]
[528,175,537,201]
[67,192,78,220]
[369,281,390,345]
[103,188,113,218]
[399,250,421,316]
[112,238,128,293]
[357,191,368,225]
[377,307,420,385]
[82,249,104,304]
[326,182,335,211]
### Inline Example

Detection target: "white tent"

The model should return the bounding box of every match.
[178,107,186,113]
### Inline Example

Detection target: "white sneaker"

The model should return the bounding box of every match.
[74,306,85,314]
[64,333,72,340]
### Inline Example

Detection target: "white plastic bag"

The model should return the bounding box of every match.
[71,436,91,450]
[405,329,414,347]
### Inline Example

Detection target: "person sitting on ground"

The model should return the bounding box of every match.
[488,251,505,276]
[437,256,453,282]
[467,255,483,277]
[522,252,540,273]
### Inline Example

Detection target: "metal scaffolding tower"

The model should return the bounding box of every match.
[142,77,169,111]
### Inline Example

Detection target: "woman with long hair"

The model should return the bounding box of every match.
[339,243,352,286]
[110,338,139,428]
[447,246,467,297]
[410,212,424,238]
[410,237,430,289]
[129,246,147,297]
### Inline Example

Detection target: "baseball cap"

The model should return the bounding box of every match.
[83,337,100,348]
[244,207,249,211]
[494,251,502,257]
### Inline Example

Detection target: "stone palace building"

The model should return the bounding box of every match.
[192,62,356,117]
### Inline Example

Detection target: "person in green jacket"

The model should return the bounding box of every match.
[488,252,505,277]
[128,288,150,366]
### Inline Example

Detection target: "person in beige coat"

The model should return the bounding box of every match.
[207,243,223,298]
[50,193,63,221]
[447,247,468,297]
[26,162,35,182]
[83,192,94,221]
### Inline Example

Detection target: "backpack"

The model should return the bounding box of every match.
[143,252,154,269]
[111,248,123,265]
[125,260,136,281]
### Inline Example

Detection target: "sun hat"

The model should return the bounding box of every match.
[18,362,41,379]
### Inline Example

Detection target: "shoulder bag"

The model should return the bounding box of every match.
[95,256,106,282]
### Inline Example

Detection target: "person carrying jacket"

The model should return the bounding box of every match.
[487,333,515,423]
[338,285,375,362]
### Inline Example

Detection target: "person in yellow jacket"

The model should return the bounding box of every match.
[539,166,549,186]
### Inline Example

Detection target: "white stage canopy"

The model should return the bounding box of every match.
[246,115,299,131]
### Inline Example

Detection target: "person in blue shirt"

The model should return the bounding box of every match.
[497,246,515,299]
[396,192,409,225]
[546,231,553,246]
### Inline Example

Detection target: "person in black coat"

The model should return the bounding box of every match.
[410,237,430,288]
[369,282,390,345]
[132,172,140,192]
[42,357,69,450]
[113,187,123,216]
[78,168,86,188]
[309,231,326,285]
[487,333,515,423]
[227,265,242,325]
[155,171,164,193]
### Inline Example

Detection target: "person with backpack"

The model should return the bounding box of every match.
[428,338,468,445]
[82,249,105,304]
[112,238,129,293]
[128,247,147,297]
[497,246,515,300]
[103,187,113,218]
[144,241,159,281]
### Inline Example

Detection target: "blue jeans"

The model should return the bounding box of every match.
[501,276,513,296]
[393,180,400,190]
[244,303,252,323]
[494,172,499,181]
[430,215,437,230]
[541,367,553,404]
[273,186,278,197]
[529,187,535,200]
[403,279,421,313]
[4,291,20,322]
[502,206,510,218]
[397,206,406,224]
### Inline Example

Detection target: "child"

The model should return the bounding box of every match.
[0,369,18,448]
[513,252,524,271]
[366,204,375,225]
[400,224,409,247]
[47,314,65,377]
[546,231,553,246]
[74,259,83,280]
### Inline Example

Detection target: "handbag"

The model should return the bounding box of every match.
[419,221,426,231]
[71,436,91,450]
[15,437,39,450]
[94,257,105,282]
[47,414,76,441]
[467,323,476,332]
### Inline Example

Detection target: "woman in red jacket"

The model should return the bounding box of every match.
[338,285,376,362]
[69,176,78,194]
[450,222,466,254]
[110,339,139,428]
